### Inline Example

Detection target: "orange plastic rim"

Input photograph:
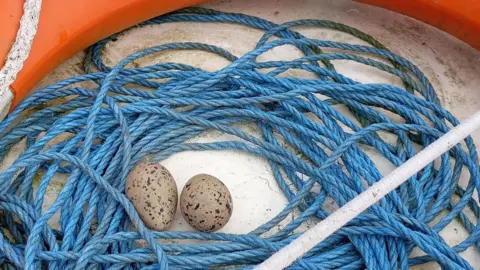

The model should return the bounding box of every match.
[356,0,480,51]
[1,0,479,109]
[0,0,208,108]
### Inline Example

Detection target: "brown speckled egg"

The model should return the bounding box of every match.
[180,174,233,232]
[126,162,177,231]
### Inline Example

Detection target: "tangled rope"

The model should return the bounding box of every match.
[0,7,479,269]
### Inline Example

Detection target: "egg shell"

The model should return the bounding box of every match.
[180,174,233,232]
[126,162,178,231]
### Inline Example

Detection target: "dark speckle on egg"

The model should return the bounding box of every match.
[126,162,178,231]
[180,174,233,232]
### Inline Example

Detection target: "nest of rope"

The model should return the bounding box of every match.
[0,8,479,270]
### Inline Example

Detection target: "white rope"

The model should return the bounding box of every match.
[255,110,480,270]
[0,0,42,119]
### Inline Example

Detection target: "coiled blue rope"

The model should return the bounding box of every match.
[0,7,479,269]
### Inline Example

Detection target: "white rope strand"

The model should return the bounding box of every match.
[0,0,42,119]
[255,110,480,270]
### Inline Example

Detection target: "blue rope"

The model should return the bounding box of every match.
[0,7,479,269]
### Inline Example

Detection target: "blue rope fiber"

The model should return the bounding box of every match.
[0,7,479,269]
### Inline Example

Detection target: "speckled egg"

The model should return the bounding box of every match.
[180,174,233,232]
[126,162,178,231]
